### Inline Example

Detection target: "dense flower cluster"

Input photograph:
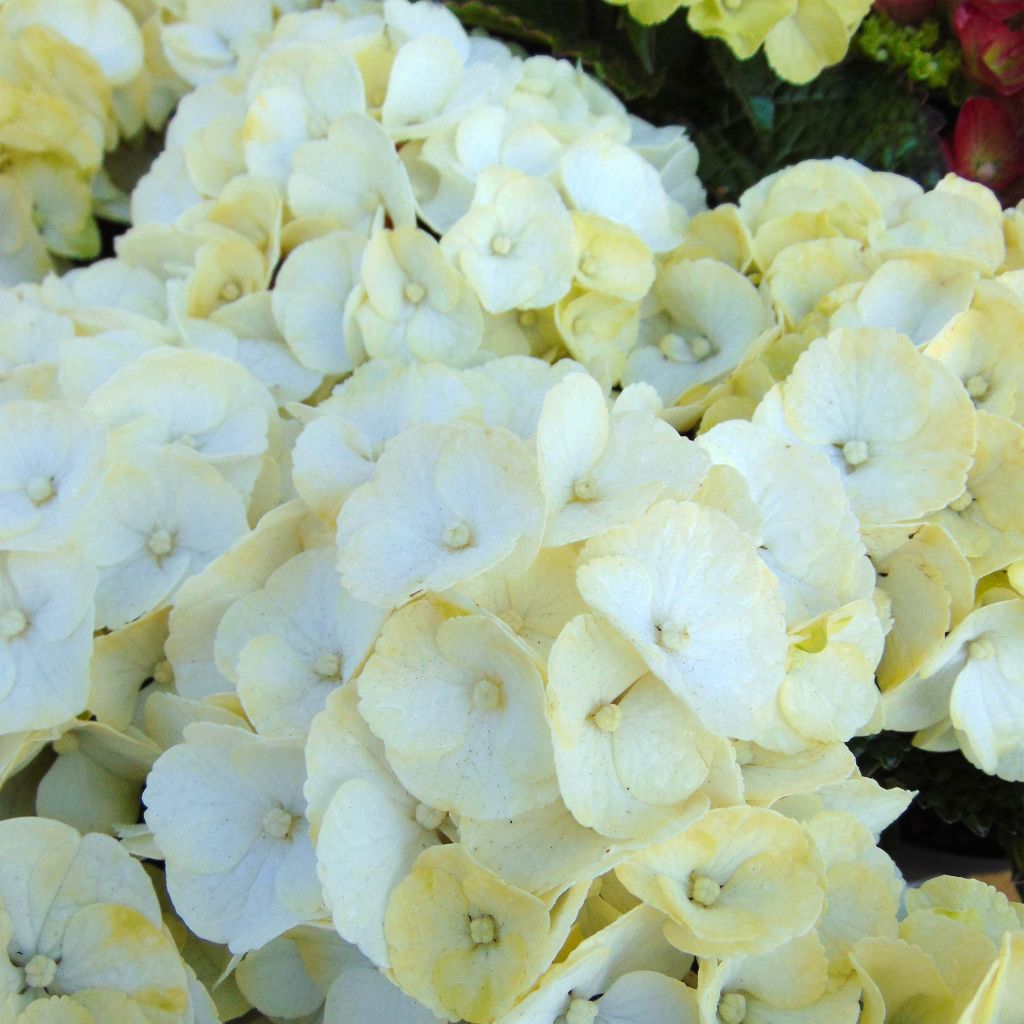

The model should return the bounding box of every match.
[0,0,187,280]
[0,0,1023,1022]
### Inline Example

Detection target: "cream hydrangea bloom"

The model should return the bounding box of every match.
[357,600,558,819]
[577,499,789,742]
[625,258,770,405]
[290,359,482,524]
[498,905,695,1024]
[571,213,655,302]
[86,445,249,630]
[0,401,106,552]
[547,614,726,839]
[616,806,825,958]
[86,348,277,502]
[696,930,861,1024]
[441,166,575,314]
[306,686,442,968]
[287,114,416,233]
[697,419,873,626]
[347,226,483,365]
[450,544,587,660]
[383,843,553,1024]
[931,411,1024,578]
[0,548,96,733]
[0,816,193,1024]
[144,722,323,953]
[215,547,387,736]
[753,327,976,524]
[336,422,544,608]
[536,374,708,546]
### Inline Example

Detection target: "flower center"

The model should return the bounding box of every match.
[52,732,79,755]
[490,234,512,257]
[24,955,57,991]
[472,678,502,711]
[313,653,342,679]
[498,607,524,634]
[690,873,722,907]
[592,703,622,732]
[689,335,714,360]
[573,475,599,502]
[657,622,689,652]
[153,659,174,686]
[262,807,294,839]
[147,529,175,558]
[968,637,995,660]
[219,280,242,303]
[307,113,328,136]
[566,997,599,1024]
[966,374,989,400]
[176,433,197,448]
[950,490,974,513]
[0,608,27,640]
[415,803,446,830]
[842,440,869,467]
[718,992,747,1024]
[976,161,998,183]
[518,310,537,328]
[25,476,55,505]
[579,253,599,277]
[442,521,471,550]
[403,281,426,305]
[469,915,497,945]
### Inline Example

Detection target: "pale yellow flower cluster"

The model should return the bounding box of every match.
[654,158,1024,784]
[0,0,190,280]
[605,0,872,85]
[0,2,1023,1023]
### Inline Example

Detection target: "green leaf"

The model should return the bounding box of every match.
[852,732,1024,842]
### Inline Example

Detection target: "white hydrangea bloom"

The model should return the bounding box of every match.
[357,600,558,819]
[216,547,387,736]
[0,401,107,552]
[336,422,544,608]
[144,721,323,953]
[441,166,575,314]
[86,446,249,630]
[0,548,96,733]
[577,499,789,743]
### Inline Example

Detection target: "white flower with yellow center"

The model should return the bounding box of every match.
[537,374,708,546]
[547,614,726,839]
[243,42,366,185]
[441,166,576,313]
[624,258,771,405]
[753,327,977,524]
[86,347,276,502]
[697,419,873,626]
[577,499,789,743]
[287,113,417,234]
[618,806,825,959]
[336,422,544,609]
[86,445,248,630]
[0,401,106,552]
[383,844,553,1024]
[348,226,483,365]
[0,816,192,1024]
[144,722,323,954]
[307,686,440,968]
[215,548,387,737]
[357,600,558,819]
[0,548,95,734]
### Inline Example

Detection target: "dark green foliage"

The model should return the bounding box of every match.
[852,731,1024,841]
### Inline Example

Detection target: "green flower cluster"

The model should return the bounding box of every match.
[858,12,963,90]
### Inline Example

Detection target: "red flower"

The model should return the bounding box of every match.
[946,95,1024,192]
[953,0,1024,95]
